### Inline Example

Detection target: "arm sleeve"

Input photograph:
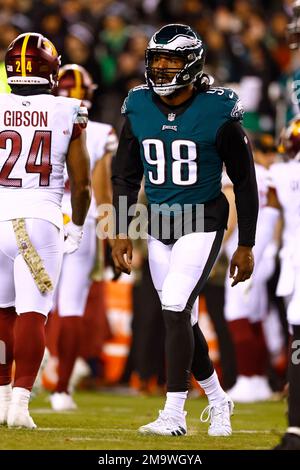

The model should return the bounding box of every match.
[111,116,144,235]
[216,120,258,246]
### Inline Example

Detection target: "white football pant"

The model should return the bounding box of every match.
[148,231,223,326]
[56,219,96,317]
[0,219,63,316]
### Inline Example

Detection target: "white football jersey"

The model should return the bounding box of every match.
[269,161,300,251]
[62,119,118,221]
[0,93,84,228]
[223,163,269,254]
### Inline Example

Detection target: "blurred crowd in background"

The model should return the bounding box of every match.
[0,0,299,134]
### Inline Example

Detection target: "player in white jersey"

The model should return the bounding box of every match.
[0,33,91,428]
[222,135,277,402]
[253,118,300,449]
[49,64,118,411]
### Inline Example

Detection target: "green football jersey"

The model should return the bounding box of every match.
[122,85,243,208]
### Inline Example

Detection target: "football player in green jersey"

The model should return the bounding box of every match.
[112,24,258,437]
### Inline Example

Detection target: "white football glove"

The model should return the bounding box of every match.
[63,222,83,254]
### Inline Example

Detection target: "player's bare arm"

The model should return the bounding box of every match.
[92,151,113,207]
[66,130,91,226]
[266,186,281,210]
[222,185,238,245]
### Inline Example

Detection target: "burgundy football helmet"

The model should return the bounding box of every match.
[287,1,300,49]
[279,116,300,160]
[55,64,97,109]
[5,32,60,88]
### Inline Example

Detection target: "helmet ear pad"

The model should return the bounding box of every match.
[175,53,205,86]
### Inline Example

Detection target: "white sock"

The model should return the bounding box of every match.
[164,391,188,417]
[0,383,12,401]
[11,387,31,409]
[198,371,226,405]
[287,427,300,437]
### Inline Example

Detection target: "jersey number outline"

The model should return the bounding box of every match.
[143,138,197,186]
[0,130,52,187]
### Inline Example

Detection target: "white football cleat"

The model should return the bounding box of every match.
[227,375,256,403]
[50,392,77,411]
[201,394,234,436]
[138,410,187,436]
[251,376,273,401]
[0,384,12,425]
[7,406,37,429]
[7,387,36,429]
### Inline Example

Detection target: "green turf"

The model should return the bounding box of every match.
[0,391,287,450]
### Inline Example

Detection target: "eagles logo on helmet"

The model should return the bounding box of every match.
[5,32,60,88]
[55,64,97,109]
[145,24,205,96]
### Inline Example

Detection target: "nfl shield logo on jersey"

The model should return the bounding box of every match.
[168,113,176,122]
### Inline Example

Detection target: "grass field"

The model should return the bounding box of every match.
[0,391,287,450]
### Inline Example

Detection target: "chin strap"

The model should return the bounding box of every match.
[12,218,53,294]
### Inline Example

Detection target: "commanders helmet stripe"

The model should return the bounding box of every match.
[21,34,30,76]
[73,68,82,98]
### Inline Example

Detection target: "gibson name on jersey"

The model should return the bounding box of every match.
[3,110,48,127]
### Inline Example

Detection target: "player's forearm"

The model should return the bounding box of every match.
[234,188,258,246]
[111,118,144,235]
[70,183,91,226]
[218,121,259,246]
[112,179,140,235]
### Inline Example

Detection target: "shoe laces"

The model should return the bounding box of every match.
[200,400,230,426]
[152,410,185,430]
